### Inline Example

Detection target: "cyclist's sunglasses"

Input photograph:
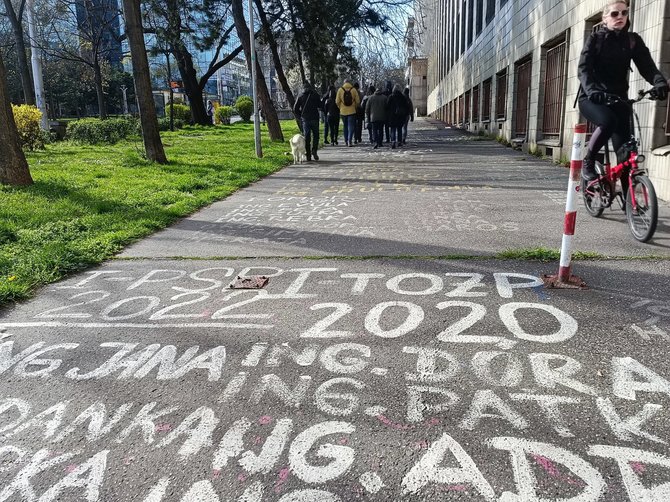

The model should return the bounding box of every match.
[609,9,629,17]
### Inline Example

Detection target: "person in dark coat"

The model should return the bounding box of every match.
[354,82,364,144]
[361,85,375,143]
[324,86,340,145]
[321,88,330,144]
[578,0,668,182]
[385,84,409,149]
[293,82,323,161]
[365,86,387,149]
[401,88,414,145]
[382,80,393,142]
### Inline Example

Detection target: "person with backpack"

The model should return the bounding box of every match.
[361,85,375,143]
[578,0,668,183]
[293,81,323,161]
[336,78,361,146]
[365,86,387,149]
[401,88,414,146]
[325,86,340,145]
[385,84,409,149]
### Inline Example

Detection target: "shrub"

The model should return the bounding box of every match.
[11,104,44,150]
[157,117,185,131]
[215,105,234,125]
[67,117,139,144]
[166,103,192,123]
[235,96,254,122]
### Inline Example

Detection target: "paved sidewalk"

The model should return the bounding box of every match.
[1,118,670,501]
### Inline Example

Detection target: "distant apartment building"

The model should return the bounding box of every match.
[405,17,429,116]
[75,0,123,67]
[421,0,670,200]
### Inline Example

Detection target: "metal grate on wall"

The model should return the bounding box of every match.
[465,90,471,123]
[514,59,532,137]
[459,94,465,123]
[542,42,567,137]
[495,71,507,120]
[473,85,480,123]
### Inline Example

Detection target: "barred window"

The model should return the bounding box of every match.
[482,79,492,121]
[495,70,507,120]
[465,89,471,123]
[542,41,567,137]
[514,59,532,137]
[472,85,480,122]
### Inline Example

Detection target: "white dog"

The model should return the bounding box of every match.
[289,134,307,164]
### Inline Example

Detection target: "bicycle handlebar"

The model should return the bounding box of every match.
[603,89,658,105]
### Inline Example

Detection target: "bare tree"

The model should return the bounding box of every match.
[122,0,167,163]
[1,0,35,104]
[0,51,32,185]
[231,0,283,141]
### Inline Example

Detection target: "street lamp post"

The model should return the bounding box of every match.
[248,0,262,158]
[26,0,48,130]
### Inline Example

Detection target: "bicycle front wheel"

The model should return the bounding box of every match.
[581,177,604,217]
[626,175,658,242]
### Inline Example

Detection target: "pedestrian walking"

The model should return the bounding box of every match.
[336,78,361,146]
[325,86,340,145]
[382,81,393,142]
[365,86,387,149]
[354,82,364,144]
[321,88,330,144]
[385,84,409,149]
[577,0,668,183]
[402,88,414,145]
[293,82,323,161]
[206,100,214,125]
[361,85,375,143]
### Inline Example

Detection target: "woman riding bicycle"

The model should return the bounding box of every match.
[578,0,668,183]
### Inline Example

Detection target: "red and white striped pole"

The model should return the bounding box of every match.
[544,123,587,289]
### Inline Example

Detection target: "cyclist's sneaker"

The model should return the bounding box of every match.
[581,158,598,181]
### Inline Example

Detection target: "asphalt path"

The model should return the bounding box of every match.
[1,120,670,501]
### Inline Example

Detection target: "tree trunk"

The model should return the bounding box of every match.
[253,0,295,110]
[0,53,32,185]
[3,0,35,105]
[172,45,209,125]
[93,59,107,119]
[231,0,283,141]
[122,0,167,164]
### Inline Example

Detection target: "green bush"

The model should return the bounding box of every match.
[67,117,139,144]
[11,104,44,150]
[235,96,254,122]
[167,103,192,123]
[157,117,185,131]
[215,105,234,125]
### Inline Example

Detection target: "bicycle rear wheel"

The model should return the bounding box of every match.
[581,177,605,217]
[626,175,658,242]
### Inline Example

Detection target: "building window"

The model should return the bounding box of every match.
[467,0,474,47]
[486,0,495,25]
[472,85,480,123]
[476,0,483,35]
[482,78,492,121]
[459,94,465,124]
[542,41,567,138]
[501,0,508,5]
[514,58,532,138]
[495,70,507,120]
[465,89,471,123]
[461,0,466,55]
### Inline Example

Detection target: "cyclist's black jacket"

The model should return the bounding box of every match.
[578,25,667,100]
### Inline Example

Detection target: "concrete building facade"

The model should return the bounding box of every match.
[423,0,670,200]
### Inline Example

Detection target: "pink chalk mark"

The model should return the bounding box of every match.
[412,440,429,450]
[447,484,468,492]
[212,469,221,480]
[155,423,172,432]
[376,414,412,430]
[123,456,135,466]
[532,454,586,487]
[630,462,646,475]
[339,438,349,445]
[253,436,263,445]
[258,415,273,425]
[237,472,247,482]
[426,417,440,426]
[274,467,291,493]
[65,464,78,473]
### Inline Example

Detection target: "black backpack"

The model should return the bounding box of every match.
[395,96,408,117]
[342,87,353,106]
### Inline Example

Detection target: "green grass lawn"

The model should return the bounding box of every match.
[0,121,300,305]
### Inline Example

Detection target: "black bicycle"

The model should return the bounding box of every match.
[580,89,660,242]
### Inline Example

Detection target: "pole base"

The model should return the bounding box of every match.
[542,274,588,289]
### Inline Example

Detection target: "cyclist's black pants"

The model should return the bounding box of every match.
[578,98,631,162]
[579,98,633,198]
